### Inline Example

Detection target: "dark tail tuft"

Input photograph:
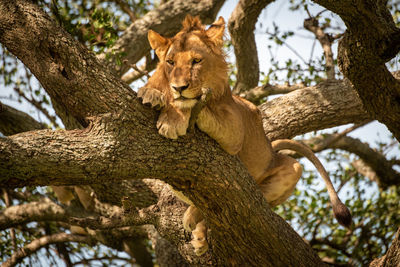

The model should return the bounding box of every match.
[333,202,352,228]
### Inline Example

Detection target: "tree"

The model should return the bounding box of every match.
[0,0,399,266]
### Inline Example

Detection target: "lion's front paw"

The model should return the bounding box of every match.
[137,87,166,109]
[191,220,209,256]
[157,109,189,139]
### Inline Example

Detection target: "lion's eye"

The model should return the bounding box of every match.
[192,58,202,65]
[166,59,174,66]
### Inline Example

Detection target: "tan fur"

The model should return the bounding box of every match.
[52,186,75,205]
[51,186,95,235]
[138,15,351,255]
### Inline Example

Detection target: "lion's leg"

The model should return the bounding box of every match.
[191,220,209,256]
[196,103,244,155]
[182,205,203,231]
[259,154,303,207]
[182,205,209,256]
[172,186,209,256]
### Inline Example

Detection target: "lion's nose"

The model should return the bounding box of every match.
[172,84,189,93]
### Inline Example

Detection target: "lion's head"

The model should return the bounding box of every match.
[148,15,229,109]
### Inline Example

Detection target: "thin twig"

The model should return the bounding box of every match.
[2,189,17,251]
[121,55,157,84]
[265,31,310,65]
[13,87,59,128]
[113,0,137,22]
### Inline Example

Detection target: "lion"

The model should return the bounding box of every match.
[138,15,352,256]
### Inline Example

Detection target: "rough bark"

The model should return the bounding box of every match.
[313,0,400,141]
[0,0,136,126]
[370,228,400,267]
[259,80,370,140]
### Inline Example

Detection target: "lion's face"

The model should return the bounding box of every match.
[163,33,213,108]
[148,16,228,109]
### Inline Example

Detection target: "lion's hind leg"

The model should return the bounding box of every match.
[259,154,303,207]
[182,205,209,256]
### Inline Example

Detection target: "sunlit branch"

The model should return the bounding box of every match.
[259,80,370,140]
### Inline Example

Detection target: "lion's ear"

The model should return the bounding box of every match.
[148,30,170,59]
[206,16,225,47]
[148,30,168,51]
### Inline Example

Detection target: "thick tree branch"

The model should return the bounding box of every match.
[228,0,274,94]
[313,0,400,141]
[99,0,226,76]
[2,233,96,267]
[0,116,126,187]
[146,225,190,267]
[259,80,370,140]
[0,197,157,231]
[0,0,136,125]
[0,111,244,190]
[0,102,46,135]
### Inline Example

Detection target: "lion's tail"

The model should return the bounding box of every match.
[271,139,352,228]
